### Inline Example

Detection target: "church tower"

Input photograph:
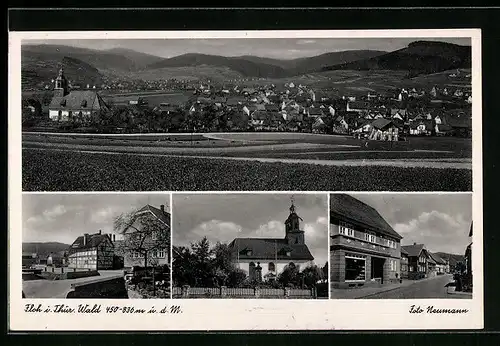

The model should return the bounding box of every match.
[54,67,69,97]
[284,197,305,245]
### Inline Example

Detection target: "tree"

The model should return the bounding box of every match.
[322,262,329,282]
[278,263,301,288]
[113,208,170,269]
[190,237,215,287]
[172,245,196,287]
[301,264,322,288]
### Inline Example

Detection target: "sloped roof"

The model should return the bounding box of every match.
[228,238,314,261]
[371,118,397,130]
[410,120,434,129]
[400,247,409,256]
[391,108,407,116]
[227,96,247,106]
[428,252,447,265]
[265,104,281,112]
[401,244,425,257]
[135,204,171,228]
[436,123,454,132]
[49,91,108,111]
[349,101,370,109]
[308,107,324,116]
[70,232,112,251]
[330,194,402,239]
[444,115,472,129]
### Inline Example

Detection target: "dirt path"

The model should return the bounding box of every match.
[24,147,472,169]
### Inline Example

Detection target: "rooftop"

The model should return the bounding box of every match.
[330,194,402,240]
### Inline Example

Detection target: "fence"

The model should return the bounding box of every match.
[172,286,317,299]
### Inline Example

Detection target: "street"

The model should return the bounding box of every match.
[364,274,469,299]
[22,269,126,298]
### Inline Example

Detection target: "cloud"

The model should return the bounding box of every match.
[303,216,329,267]
[254,220,284,238]
[43,205,67,220]
[90,206,121,224]
[187,220,243,245]
[394,211,470,254]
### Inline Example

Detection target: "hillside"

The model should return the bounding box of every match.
[131,65,244,82]
[22,44,164,72]
[23,242,70,258]
[22,55,105,89]
[147,53,289,78]
[288,50,387,75]
[149,50,387,78]
[435,252,465,268]
[321,41,471,75]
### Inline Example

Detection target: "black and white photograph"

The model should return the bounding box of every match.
[22,194,171,299]
[329,193,473,299]
[171,193,329,299]
[21,36,473,192]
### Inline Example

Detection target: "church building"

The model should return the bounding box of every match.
[228,199,314,282]
[48,67,109,122]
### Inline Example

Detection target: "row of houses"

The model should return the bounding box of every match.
[31,67,471,139]
[22,204,171,272]
[329,194,469,289]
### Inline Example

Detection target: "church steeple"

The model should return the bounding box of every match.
[284,196,305,245]
[54,66,69,97]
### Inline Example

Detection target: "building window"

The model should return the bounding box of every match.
[345,253,366,281]
[386,239,396,249]
[364,231,376,243]
[339,221,354,237]
[157,250,165,258]
[390,259,397,271]
[268,262,276,272]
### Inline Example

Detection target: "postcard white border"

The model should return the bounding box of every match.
[9,29,483,331]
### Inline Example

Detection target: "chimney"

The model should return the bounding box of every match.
[413,242,417,245]
[98,230,102,235]
[161,205,165,213]
[83,233,89,246]
[113,234,116,242]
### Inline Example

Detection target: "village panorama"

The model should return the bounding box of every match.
[21,38,473,191]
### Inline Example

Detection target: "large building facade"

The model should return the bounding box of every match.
[114,204,171,268]
[228,200,314,282]
[330,194,403,289]
[401,243,431,280]
[68,231,114,270]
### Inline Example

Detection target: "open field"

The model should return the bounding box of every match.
[22,132,472,191]
[22,132,473,161]
[22,148,471,191]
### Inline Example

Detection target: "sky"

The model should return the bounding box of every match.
[22,194,171,244]
[337,193,472,254]
[172,193,329,267]
[24,37,471,60]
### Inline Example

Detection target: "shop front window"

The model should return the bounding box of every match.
[345,254,366,281]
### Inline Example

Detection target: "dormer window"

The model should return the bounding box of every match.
[286,251,291,257]
[246,250,252,256]
[60,99,66,107]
